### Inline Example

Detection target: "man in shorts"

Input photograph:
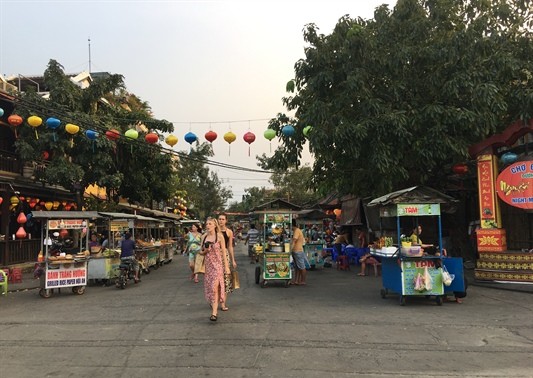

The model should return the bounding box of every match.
[291,219,307,285]
[245,224,260,264]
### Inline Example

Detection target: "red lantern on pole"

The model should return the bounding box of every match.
[17,212,27,224]
[145,132,159,144]
[105,129,121,141]
[452,163,468,175]
[243,132,256,156]
[205,130,217,143]
[8,114,23,137]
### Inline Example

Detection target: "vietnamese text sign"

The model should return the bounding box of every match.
[401,259,443,296]
[263,253,291,279]
[45,264,87,289]
[496,160,533,210]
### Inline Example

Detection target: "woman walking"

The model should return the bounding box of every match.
[218,213,237,311]
[198,217,230,321]
[186,223,202,283]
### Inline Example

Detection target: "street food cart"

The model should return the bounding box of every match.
[367,187,465,306]
[32,211,101,298]
[254,212,293,287]
[304,242,325,270]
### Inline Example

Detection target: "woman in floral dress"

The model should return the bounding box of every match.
[199,218,230,321]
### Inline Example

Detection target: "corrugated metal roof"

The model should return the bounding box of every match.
[31,211,101,219]
[98,212,138,219]
[367,186,457,207]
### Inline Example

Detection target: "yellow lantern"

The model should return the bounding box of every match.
[65,123,80,134]
[27,115,43,139]
[53,201,60,210]
[10,196,19,205]
[224,131,237,156]
[165,134,178,147]
[45,201,53,211]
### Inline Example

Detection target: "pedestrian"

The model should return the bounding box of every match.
[186,223,202,283]
[120,232,140,283]
[291,218,308,285]
[245,223,260,264]
[198,217,230,321]
[218,213,237,310]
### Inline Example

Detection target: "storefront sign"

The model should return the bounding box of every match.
[396,204,440,216]
[401,260,443,296]
[45,263,87,289]
[264,214,290,223]
[263,253,290,279]
[477,154,501,228]
[110,220,131,231]
[48,219,85,230]
[496,160,533,210]
[476,228,507,252]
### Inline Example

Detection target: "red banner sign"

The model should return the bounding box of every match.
[496,160,533,209]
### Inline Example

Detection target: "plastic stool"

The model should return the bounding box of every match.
[0,269,8,296]
[10,268,23,284]
[337,255,350,271]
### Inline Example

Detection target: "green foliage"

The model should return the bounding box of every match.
[262,0,533,198]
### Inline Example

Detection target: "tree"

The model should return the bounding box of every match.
[262,0,533,198]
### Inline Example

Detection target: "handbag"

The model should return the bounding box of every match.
[194,253,205,274]
[231,270,240,289]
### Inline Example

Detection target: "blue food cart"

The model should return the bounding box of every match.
[367,186,466,306]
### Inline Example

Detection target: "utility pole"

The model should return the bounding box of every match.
[88,37,92,73]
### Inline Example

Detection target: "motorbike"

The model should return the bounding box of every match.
[115,258,141,289]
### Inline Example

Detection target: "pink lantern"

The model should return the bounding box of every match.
[17,212,27,224]
[16,226,27,239]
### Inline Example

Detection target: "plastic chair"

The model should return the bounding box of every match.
[10,268,23,284]
[336,255,350,271]
[0,269,8,296]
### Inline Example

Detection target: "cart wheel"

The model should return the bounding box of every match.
[436,296,443,306]
[380,288,387,299]
[255,266,261,284]
[260,280,267,288]
[399,295,406,306]
[153,262,159,270]
[39,288,52,298]
[284,280,290,288]
[104,280,111,287]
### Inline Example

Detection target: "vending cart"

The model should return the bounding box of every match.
[32,211,101,299]
[254,211,293,288]
[367,186,465,306]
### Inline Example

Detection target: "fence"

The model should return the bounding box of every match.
[0,239,41,266]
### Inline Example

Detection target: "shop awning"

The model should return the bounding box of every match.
[31,211,101,219]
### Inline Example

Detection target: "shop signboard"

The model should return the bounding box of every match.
[477,154,502,228]
[496,160,533,210]
[263,253,291,279]
[400,259,443,296]
[45,263,87,289]
[48,219,85,230]
[110,220,131,232]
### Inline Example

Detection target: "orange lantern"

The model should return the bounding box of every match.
[17,212,27,224]
[16,226,27,239]
[44,201,53,211]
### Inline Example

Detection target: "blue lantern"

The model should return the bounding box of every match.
[85,130,98,140]
[501,152,518,165]
[0,108,4,117]
[45,117,61,129]
[184,132,197,144]
[282,124,295,137]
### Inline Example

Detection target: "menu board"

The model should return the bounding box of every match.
[401,259,443,295]
[263,253,291,279]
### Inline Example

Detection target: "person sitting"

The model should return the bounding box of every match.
[410,225,438,254]
[357,253,381,276]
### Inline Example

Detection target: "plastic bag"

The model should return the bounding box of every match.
[441,265,455,286]
[414,273,425,291]
[424,266,432,291]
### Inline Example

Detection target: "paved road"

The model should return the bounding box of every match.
[1,243,532,378]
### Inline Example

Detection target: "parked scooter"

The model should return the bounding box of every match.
[115,258,142,289]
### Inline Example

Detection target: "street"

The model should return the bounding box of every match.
[1,242,532,378]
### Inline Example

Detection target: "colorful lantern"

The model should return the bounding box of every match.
[53,201,60,210]
[452,163,468,175]
[42,151,50,160]
[16,226,27,239]
[243,131,256,156]
[282,124,295,137]
[125,129,139,139]
[184,132,197,145]
[59,229,69,238]
[145,132,159,144]
[46,117,61,141]
[85,129,98,140]
[44,201,53,211]
[224,131,236,156]
[17,212,27,224]
[27,115,43,139]
[205,130,217,143]
[165,134,178,147]
[10,196,19,205]
[501,152,518,165]
[106,129,121,141]
[8,114,23,137]
[65,123,80,135]
[0,197,3,206]
[303,125,313,138]
[264,129,276,152]
[0,107,3,117]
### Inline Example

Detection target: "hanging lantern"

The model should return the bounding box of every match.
[10,196,19,206]
[452,163,468,175]
[106,129,121,141]
[0,197,3,205]
[224,131,236,156]
[64,203,72,211]
[17,212,27,224]
[165,134,178,147]
[42,151,50,160]
[52,201,60,210]
[65,123,80,135]
[29,200,36,209]
[59,229,69,238]
[282,124,295,137]
[333,208,342,219]
[205,130,217,143]
[125,129,139,139]
[44,201,53,211]
[501,152,518,165]
[27,115,43,139]
[184,132,197,145]
[45,117,61,129]
[16,226,27,239]
[145,132,159,144]
[8,114,23,137]
[303,125,313,138]
[243,131,256,156]
[85,129,98,140]
[264,129,276,152]
[0,107,3,117]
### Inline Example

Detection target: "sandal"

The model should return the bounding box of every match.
[357,273,366,276]
[221,307,229,311]
[210,315,217,321]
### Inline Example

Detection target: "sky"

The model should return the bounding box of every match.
[0,0,396,204]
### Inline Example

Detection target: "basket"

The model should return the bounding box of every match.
[401,245,423,257]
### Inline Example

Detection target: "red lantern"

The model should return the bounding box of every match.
[205,130,218,143]
[8,114,23,126]
[0,197,3,206]
[64,203,72,211]
[452,163,468,175]
[17,212,27,224]
[105,129,121,141]
[145,132,159,144]
[59,229,69,238]
[16,226,27,239]
[42,151,50,160]
[243,132,256,156]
